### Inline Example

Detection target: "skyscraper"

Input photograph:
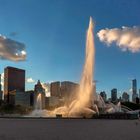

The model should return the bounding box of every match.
[111,88,117,102]
[122,92,129,102]
[50,81,61,97]
[132,79,138,102]
[132,79,137,94]
[100,91,107,102]
[4,66,25,104]
[61,81,78,98]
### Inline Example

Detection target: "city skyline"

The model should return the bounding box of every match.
[0,1,140,140]
[1,65,140,102]
[0,0,140,98]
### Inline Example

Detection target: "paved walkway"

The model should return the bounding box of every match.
[0,118,140,140]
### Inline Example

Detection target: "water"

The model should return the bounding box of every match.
[28,93,50,117]
[29,17,127,118]
[71,17,94,107]
[67,17,95,116]
[48,17,95,117]
[28,17,95,118]
[35,94,42,110]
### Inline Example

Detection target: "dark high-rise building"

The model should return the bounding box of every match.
[132,79,138,102]
[100,91,107,102]
[111,88,117,102]
[122,92,129,102]
[26,90,34,106]
[4,66,25,104]
[132,79,137,94]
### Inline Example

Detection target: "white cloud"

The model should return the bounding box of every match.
[26,78,35,83]
[0,35,26,61]
[97,26,140,53]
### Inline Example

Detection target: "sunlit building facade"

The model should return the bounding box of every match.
[50,81,61,97]
[4,66,25,104]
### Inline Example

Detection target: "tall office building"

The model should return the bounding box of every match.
[50,81,61,97]
[61,81,78,97]
[122,92,129,102]
[100,91,107,102]
[132,79,137,94]
[4,66,25,104]
[61,81,79,105]
[132,79,138,102]
[111,88,117,102]
[49,81,79,106]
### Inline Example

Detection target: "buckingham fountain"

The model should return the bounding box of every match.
[29,17,138,119]
[49,17,97,117]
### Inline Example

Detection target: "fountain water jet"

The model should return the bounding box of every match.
[67,17,95,116]
[48,17,96,117]
[35,94,42,110]
[27,17,134,118]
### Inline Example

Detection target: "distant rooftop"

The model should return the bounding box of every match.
[5,66,25,71]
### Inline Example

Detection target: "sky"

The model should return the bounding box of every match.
[0,0,140,98]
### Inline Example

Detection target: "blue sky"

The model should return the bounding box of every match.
[0,0,140,98]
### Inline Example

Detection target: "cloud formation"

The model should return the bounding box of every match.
[97,26,140,53]
[26,78,35,83]
[0,35,26,61]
